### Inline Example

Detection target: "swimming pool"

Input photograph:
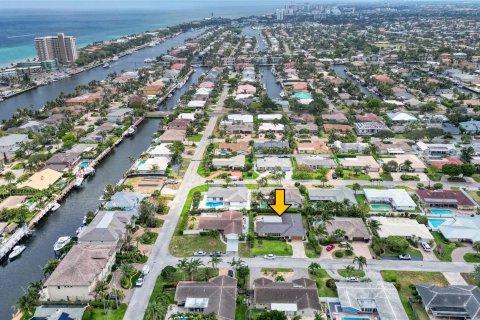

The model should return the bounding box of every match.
[430,209,453,215]
[428,218,446,230]
[80,161,90,168]
[370,203,392,211]
[342,318,370,320]
[206,201,223,208]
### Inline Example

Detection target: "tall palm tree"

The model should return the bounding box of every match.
[94,281,109,300]
[367,219,382,237]
[176,258,189,280]
[344,264,356,277]
[353,256,367,271]
[187,258,204,281]
[210,256,222,269]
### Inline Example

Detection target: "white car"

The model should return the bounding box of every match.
[421,241,431,252]
[135,277,144,287]
[263,254,276,260]
[347,277,359,282]
[142,265,150,276]
[193,251,207,256]
[399,254,412,260]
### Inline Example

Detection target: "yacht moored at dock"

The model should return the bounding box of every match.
[8,245,26,260]
[53,236,71,253]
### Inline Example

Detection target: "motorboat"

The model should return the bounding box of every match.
[103,63,110,68]
[74,177,84,188]
[83,167,95,176]
[126,127,136,136]
[50,202,61,212]
[53,236,71,252]
[149,42,156,47]
[8,245,26,260]
[144,58,154,63]
[111,56,119,61]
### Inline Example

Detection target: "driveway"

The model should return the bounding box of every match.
[451,245,475,262]
[290,240,307,258]
[351,242,372,259]
[443,272,468,285]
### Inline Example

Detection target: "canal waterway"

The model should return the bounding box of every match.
[331,64,380,99]
[0,29,204,121]
[0,29,204,319]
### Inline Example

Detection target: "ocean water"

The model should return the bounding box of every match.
[0,1,281,66]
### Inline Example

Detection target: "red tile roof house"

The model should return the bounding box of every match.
[416,190,476,210]
[171,63,185,70]
[236,84,257,95]
[321,113,348,123]
[167,118,191,130]
[65,93,102,106]
[429,158,463,169]
[198,211,244,236]
[199,81,215,89]
[355,113,383,122]
[323,123,352,133]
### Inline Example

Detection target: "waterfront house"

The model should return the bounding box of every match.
[167,118,191,130]
[0,134,28,154]
[159,129,186,143]
[18,168,63,191]
[416,190,476,210]
[174,276,237,320]
[78,210,133,248]
[308,188,357,204]
[416,284,480,319]
[136,157,169,174]
[30,305,87,320]
[256,157,292,172]
[43,113,66,126]
[0,196,28,211]
[254,214,305,240]
[106,108,132,123]
[148,143,173,158]
[45,152,81,172]
[13,120,46,134]
[438,216,480,242]
[334,282,408,320]
[364,188,417,211]
[65,93,102,106]
[104,192,143,212]
[253,278,321,317]
[43,244,116,302]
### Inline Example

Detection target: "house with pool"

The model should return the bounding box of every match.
[201,187,250,210]
[369,216,434,241]
[437,216,480,243]
[416,190,477,211]
[364,188,417,211]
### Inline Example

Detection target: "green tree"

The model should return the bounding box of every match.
[352,183,361,194]
[257,310,288,320]
[3,171,16,184]
[353,256,367,271]
[461,146,475,163]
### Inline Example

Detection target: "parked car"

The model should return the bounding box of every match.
[135,277,144,287]
[193,251,207,256]
[209,251,221,257]
[228,270,234,277]
[421,241,431,252]
[326,244,335,252]
[399,254,412,260]
[166,179,178,184]
[264,254,276,260]
[332,172,337,179]
[347,277,359,282]
[142,265,150,276]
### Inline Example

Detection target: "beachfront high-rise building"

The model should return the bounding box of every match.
[34,33,78,65]
[276,9,285,21]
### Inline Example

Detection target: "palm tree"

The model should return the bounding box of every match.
[308,262,321,275]
[334,228,346,240]
[150,164,160,173]
[186,258,204,280]
[94,280,109,300]
[119,263,136,287]
[43,259,60,276]
[402,160,413,172]
[367,219,382,237]
[210,255,222,269]
[352,183,361,195]
[3,171,15,184]
[224,176,233,187]
[344,264,356,277]
[473,241,480,257]
[353,256,367,271]
[176,258,189,280]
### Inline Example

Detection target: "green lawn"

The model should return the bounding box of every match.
[242,170,259,179]
[461,273,479,286]
[82,304,127,320]
[304,241,321,258]
[432,231,460,262]
[176,185,210,232]
[170,234,226,257]
[354,194,367,204]
[426,165,442,182]
[337,269,365,278]
[341,169,371,180]
[382,246,423,257]
[311,268,338,297]
[187,133,203,142]
[242,239,292,257]
[472,174,480,183]
[261,268,294,273]
[468,191,480,205]
[235,300,247,320]
[381,271,448,320]
[380,172,393,181]
[464,253,480,263]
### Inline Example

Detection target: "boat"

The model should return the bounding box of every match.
[149,42,156,47]
[168,93,173,98]
[144,58,154,63]
[82,215,88,225]
[126,127,136,136]
[83,167,95,176]
[54,236,71,252]
[103,63,110,68]
[76,226,85,235]
[50,202,61,212]
[73,177,84,188]
[111,56,119,61]
[8,245,26,260]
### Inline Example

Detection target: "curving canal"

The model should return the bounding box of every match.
[0,30,204,319]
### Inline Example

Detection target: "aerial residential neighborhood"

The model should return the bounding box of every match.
[2,1,480,320]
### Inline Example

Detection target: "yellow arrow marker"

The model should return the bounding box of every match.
[269,189,291,216]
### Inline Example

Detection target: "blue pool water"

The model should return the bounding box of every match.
[342,318,370,320]
[370,203,392,211]
[80,161,89,168]
[428,218,446,229]
[138,160,146,165]
[206,201,223,208]
[430,209,453,215]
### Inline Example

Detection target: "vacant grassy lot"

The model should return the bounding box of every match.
[170,234,225,257]
[381,270,448,320]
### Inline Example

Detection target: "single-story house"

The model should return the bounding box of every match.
[0,134,28,153]
[104,192,143,212]
[159,129,186,143]
[255,214,305,240]
[217,142,250,154]
[256,157,292,172]
[438,216,480,242]
[387,112,418,123]
[167,119,191,130]
[355,113,383,122]
[223,123,254,135]
[335,282,408,320]
[0,195,28,210]
[148,143,173,158]
[45,152,81,172]
[205,187,250,210]
[253,278,321,317]
[296,155,336,169]
[416,141,458,158]
[324,217,371,241]
[386,154,426,172]
[416,190,476,210]
[354,122,390,136]
[198,211,243,235]
[43,244,116,302]
[364,188,417,211]
[323,123,352,133]
[297,141,329,154]
[416,284,480,319]
[259,123,284,132]
[13,120,47,134]
[257,187,304,208]
[30,305,87,320]
[308,188,357,204]
[174,276,237,320]
[369,216,434,240]
[137,157,169,174]
[254,141,289,151]
[187,100,207,109]
[332,141,369,153]
[321,113,348,123]
[106,108,132,123]
[372,141,411,155]
[227,114,253,124]
[294,123,318,134]
[339,156,380,172]
[18,168,63,190]
[258,114,282,122]
[78,210,133,248]
[212,155,245,170]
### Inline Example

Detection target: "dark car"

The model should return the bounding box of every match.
[209,251,221,257]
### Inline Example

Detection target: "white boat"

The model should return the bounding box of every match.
[144,58,154,63]
[126,127,136,136]
[168,93,173,98]
[8,245,26,260]
[74,177,84,188]
[50,202,61,212]
[82,216,87,225]
[103,63,110,68]
[111,56,119,61]
[149,42,156,47]
[83,167,95,176]
[54,236,71,252]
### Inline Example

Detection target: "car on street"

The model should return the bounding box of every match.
[326,244,335,252]
[142,265,150,276]
[347,277,359,282]
[264,254,276,260]
[135,277,144,287]
[399,254,412,260]
[193,251,207,256]
[209,251,221,257]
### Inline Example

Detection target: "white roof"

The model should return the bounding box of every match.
[387,112,417,122]
[187,100,206,108]
[258,114,282,121]
[228,114,254,123]
[271,303,298,312]
[364,189,417,209]
[137,157,169,171]
[195,87,212,95]
[148,144,173,157]
[178,113,196,121]
[370,216,433,240]
[438,216,480,242]
[259,123,284,131]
